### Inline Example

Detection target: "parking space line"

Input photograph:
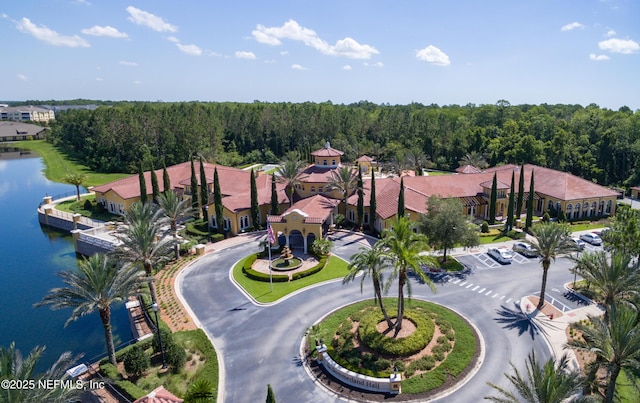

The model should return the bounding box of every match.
[459,281,467,286]
[477,287,485,293]
[506,298,512,303]
[452,279,461,284]
[500,296,505,300]
[485,290,493,296]
[466,283,474,289]
[493,294,499,298]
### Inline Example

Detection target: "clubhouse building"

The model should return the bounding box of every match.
[92,143,619,251]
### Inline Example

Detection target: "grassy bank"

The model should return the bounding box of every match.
[9,140,128,187]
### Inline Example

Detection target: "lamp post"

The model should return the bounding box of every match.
[151,303,167,369]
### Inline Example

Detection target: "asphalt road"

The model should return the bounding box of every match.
[179,236,590,402]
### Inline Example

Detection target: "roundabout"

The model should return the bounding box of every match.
[177,232,556,402]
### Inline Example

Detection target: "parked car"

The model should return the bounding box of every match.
[570,237,586,250]
[580,232,603,246]
[512,241,538,257]
[488,247,514,264]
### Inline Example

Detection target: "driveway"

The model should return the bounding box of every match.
[178,234,576,402]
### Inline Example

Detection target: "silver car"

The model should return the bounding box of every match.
[580,232,603,246]
[512,241,538,257]
[488,247,514,264]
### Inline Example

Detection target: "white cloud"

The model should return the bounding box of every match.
[119,61,138,66]
[74,0,91,5]
[96,77,103,81]
[599,38,640,54]
[364,61,384,68]
[416,45,450,66]
[133,80,142,85]
[291,64,308,70]
[606,30,616,37]
[252,19,378,59]
[2,13,9,19]
[17,74,28,81]
[235,51,256,59]
[167,36,180,43]
[177,43,202,56]
[16,18,90,47]
[126,6,177,33]
[280,51,288,56]
[561,22,584,32]
[343,65,352,70]
[81,25,128,38]
[589,53,610,61]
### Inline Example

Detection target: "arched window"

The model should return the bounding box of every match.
[566,204,573,220]
[311,186,316,193]
[582,202,589,218]
[332,159,336,165]
[598,201,605,216]
[323,160,328,165]
[548,200,553,211]
[575,203,581,219]
[606,200,612,214]
[590,202,597,217]
[556,202,561,213]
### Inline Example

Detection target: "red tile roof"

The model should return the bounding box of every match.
[356,155,374,162]
[311,142,344,157]
[134,386,183,403]
[455,165,481,174]
[269,194,339,223]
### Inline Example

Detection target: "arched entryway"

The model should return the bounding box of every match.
[288,230,304,252]
[306,233,317,254]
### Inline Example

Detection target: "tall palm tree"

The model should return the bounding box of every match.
[157,191,195,259]
[327,166,358,215]
[62,172,88,201]
[572,251,640,315]
[381,217,437,335]
[275,155,308,207]
[35,254,145,366]
[113,201,175,305]
[485,350,585,403]
[566,304,640,403]
[0,342,83,403]
[343,243,393,328]
[459,151,488,169]
[524,223,577,309]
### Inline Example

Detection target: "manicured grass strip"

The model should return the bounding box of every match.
[233,255,349,303]
[9,140,128,186]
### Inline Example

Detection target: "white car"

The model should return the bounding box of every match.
[570,238,586,250]
[580,232,603,246]
[488,247,514,264]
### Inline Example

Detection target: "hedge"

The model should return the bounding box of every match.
[241,253,289,282]
[291,256,327,280]
[359,308,435,357]
[98,362,148,400]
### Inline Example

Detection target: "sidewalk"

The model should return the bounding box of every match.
[519,295,604,371]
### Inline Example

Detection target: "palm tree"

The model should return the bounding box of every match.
[381,217,437,335]
[35,254,145,366]
[275,154,308,207]
[327,166,358,215]
[566,304,640,403]
[157,191,195,259]
[343,243,393,328]
[62,172,88,201]
[184,379,216,403]
[113,201,175,305]
[485,350,585,403]
[459,151,488,169]
[0,342,83,403]
[524,223,577,309]
[571,251,640,315]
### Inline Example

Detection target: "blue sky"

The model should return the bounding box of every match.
[1,1,639,109]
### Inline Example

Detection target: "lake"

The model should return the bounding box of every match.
[0,151,130,371]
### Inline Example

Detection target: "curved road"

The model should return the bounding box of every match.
[179,234,578,402]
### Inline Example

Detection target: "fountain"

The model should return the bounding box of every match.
[271,245,303,271]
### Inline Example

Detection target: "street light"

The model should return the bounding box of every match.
[204,205,211,243]
[151,302,167,369]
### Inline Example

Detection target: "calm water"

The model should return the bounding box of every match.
[0,153,130,371]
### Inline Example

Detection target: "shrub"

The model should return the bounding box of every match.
[153,327,175,354]
[542,212,550,223]
[480,221,489,233]
[311,238,333,257]
[393,360,405,372]
[165,342,187,371]
[291,256,327,280]
[83,199,93,211]
[411,355,436,371]
[123,344,150,376]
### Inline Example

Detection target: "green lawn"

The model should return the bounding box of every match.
[55,195,119,221]
[233,255,350,303]
[567,221,608,233]
[9,140,128,187]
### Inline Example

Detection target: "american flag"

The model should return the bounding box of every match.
[267,224,276,244]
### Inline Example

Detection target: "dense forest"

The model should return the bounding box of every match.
[45,101,640,187]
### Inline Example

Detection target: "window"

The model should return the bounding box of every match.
[364,212,369,224]
[323,160,327,165]
[311,186,316,193]
[598,201,604,216]
[348,210,355,222]
[606,200,612,214]
[212,216,218,229]
[582,202,589,218]
[566,204,573,220]
[548,200,553,211]
[590,202,597,217]
[240,215,249,229]
[118,203,124,214]
[332,159,336,165]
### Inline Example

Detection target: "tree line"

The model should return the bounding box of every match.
[47,100,640,187]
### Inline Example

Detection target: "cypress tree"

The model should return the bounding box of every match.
[162,163,170,194]
[356,168,364,230]
[213,168,224,234]
[250,169,260,229]
[266,384,276,403]
[489,172,497,225]
[270,175,279,216]
[526,170,535,229]
[138,162,147,204]
[199,157,209,219]
[369,168,377,234]
[397,177,405,218]
[506,171,515,231]
[516,163,525,218]
[150,164,160,204]
[190,158,199,213]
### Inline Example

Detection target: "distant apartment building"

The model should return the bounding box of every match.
[0,106,55,122]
